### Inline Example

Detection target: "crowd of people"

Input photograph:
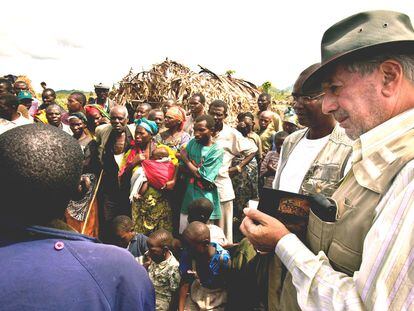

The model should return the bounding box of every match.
[1,9,414,311]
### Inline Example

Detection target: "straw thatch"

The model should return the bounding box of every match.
[112,59,264,124]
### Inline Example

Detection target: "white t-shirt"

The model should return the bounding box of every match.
[213,124,257,202]
[207,224,228,246]
[276,134,330,193]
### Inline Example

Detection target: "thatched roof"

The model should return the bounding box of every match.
[112,59,262,124]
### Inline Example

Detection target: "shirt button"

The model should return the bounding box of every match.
[54,241,65,251]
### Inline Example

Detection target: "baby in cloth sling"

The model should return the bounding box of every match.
[130,146,175,202]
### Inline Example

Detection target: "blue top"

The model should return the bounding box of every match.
[128,233,148,258]
[0,225,155,311]
[179,242,231,289]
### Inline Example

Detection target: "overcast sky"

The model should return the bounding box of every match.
[1,0,413,93]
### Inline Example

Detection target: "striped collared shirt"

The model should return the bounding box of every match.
[276,108,414,310]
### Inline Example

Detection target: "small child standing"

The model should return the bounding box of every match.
[147,229,181,311]
[110,215,148,264]
[187,198,228,247]
[178,222,231,311]
[260,131,288,189]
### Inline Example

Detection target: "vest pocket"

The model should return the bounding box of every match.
[307,209,335,255]
[327,239,362,276]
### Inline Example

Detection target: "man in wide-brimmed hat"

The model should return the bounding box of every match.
[241,10,414,310]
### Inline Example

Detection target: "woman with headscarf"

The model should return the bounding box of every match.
[84,104,110,137]
[65,112,101,237]
[156,106,190,234]
[157,106,190,153]
[119,118,177,235]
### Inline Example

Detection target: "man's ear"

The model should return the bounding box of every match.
[380,60,403,97]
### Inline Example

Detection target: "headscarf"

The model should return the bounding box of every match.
[165,106,186,131]
[84,104,110,120]
[68,112,87,123]
[135,117,158,135]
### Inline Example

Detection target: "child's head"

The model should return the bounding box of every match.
[236,112,254,136]
[182,221,211,258]
[147,229,173,263]
[151,146,169,160]
[110,215,135,248]
[273,131,288,153]
[187,198,213,224]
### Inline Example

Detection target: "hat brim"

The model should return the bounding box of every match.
[302,40,414,93]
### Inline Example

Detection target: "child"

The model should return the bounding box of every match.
[260,131,288,189]
[129,146,176,202]
[110,215,148,264]
[178,222,231,311]
[187,198,228,247]
[147,229,181,311]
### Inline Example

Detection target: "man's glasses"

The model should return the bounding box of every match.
[292,92,325,102]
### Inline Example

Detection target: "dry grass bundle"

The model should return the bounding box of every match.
[112,59,263,124]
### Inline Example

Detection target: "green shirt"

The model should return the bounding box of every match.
[181,138,223,219]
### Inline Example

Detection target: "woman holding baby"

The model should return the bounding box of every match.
[118,118,177,235]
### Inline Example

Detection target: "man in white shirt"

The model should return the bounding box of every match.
[242,10,414,310]
[0,94,32,135]
[273,62,352,197]
[209,100,257,244]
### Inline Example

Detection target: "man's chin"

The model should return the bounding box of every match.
[344,128,359,140]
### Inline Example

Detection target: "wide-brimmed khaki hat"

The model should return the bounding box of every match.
[302,10,414,92]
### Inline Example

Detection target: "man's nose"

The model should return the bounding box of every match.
[321,94,338,115]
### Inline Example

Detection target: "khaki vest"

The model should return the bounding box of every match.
[280,128,414,310]
[273,124,353,197]
[268,124,352,311]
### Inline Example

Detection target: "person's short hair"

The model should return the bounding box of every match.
[70,91,87,106]
[0,124,83,225]
[148,229,173,249]
[237,111,254,121]
[195,114,215,130]
[293,63,322,96]
[209,99,228,114]
[191,93,206,104]
[42,88,56,97]
[259,92,271,101]
[45,103,61,113]
[148,108,163,120]
[137,103,152,111]
[110,215,134,233]
[110,105,129,118]
[0,78,13,93]
[188,198,213,223]
[0,94,19,109]
[343,53,414,83]
[274,130,289,142]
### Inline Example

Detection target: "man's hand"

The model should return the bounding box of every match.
[240,208,290,253]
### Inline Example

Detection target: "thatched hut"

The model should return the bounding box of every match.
[112,59,263,124]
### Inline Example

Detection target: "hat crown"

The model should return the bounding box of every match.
[321,10,414,63]
[17,90,32,100]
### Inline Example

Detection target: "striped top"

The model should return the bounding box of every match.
[275,108,414,310]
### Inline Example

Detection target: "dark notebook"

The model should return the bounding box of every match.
[258,188,312,237]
